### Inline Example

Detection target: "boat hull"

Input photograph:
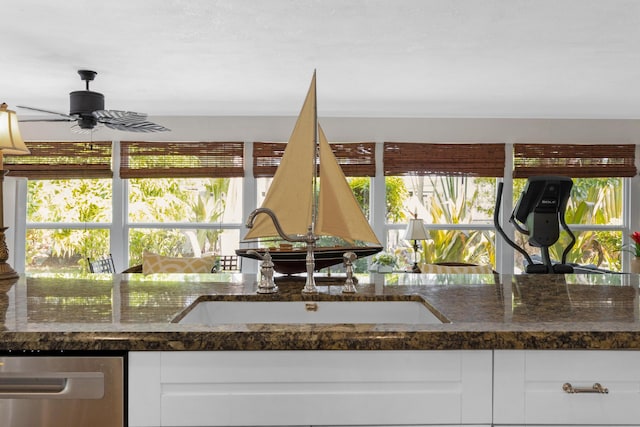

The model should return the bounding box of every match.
[236,246,383,275]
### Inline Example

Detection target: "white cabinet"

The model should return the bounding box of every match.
[129,350,492,427]
[130,349,640,427]
[494,350,640,426]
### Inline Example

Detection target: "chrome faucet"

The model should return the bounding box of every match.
[245,207,319,293]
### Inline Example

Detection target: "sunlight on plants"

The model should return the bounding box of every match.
[26,177,235,273]
[388,176,496,269]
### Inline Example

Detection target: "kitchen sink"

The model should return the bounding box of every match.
[175,299,445,325]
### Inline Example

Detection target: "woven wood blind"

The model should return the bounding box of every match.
[513,143,637,178]
[120,141,244,179]
[4,141,113,179]
[253,141,376,177]
[383,142,506,177]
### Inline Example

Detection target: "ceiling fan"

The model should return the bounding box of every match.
[18,70,170,133]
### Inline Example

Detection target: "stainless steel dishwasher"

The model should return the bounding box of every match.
[0,353,124,427]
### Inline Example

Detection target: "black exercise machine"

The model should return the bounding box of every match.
[494,176,575,274]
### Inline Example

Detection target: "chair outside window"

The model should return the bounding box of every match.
[88,254,116,273]
[216,255,240,272]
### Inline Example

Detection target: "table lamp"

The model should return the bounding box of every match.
[0,103,30,280]
[403,214,428,273]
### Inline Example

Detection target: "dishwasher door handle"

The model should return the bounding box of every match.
[0,372,105,399]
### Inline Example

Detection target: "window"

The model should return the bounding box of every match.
[383,143,505,270]
[7,138,637,275]
[512,143,636,272]
[25,175,113,273]
[6,142,114,273]
[7,140,245,272]
[127,177,243,265]
[121,141,244,265]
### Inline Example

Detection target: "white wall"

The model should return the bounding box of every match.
[19,116,640,144]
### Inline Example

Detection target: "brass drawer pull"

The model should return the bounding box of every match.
[305,303,318,312]
[562,382,609,394]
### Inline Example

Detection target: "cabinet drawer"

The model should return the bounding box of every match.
[494,350,640,425]
[156,350,492,426]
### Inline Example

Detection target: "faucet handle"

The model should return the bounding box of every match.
[343,251,357,263]
[342,252,357,294]
[248,249,278,294]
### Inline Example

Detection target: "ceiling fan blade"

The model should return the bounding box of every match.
[95,109,169,132]
[102,121,170,133]
[70,123,96,134]
[93,109,147,121]
[17,105,73,119]
[18,118,75,123]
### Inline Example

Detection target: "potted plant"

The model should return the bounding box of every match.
[629,231,640,273]
[370,252,398,273]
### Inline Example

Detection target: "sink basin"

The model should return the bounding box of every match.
[175,300,444,325]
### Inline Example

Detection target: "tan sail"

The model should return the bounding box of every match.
[316,124,381,245]
[244,73,317,240]
[239,72,382,274]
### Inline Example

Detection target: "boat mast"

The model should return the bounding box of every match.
[311,69,318,233]
[302,70,319,294]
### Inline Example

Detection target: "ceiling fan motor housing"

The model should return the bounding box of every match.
[20,69,167,133]
[69,90,104,128]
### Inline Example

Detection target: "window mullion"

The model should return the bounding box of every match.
[111,139,125,271]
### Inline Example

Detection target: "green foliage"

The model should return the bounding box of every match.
[420,177,495,266]
[127,177,231,264]
[348,177,371,218]
[28,179,111,223]
[185,179,229,254]
[372,252,398,267]
[385,177,409,222]
[128,178,191,222]
[26,176,231,273]
[26,228,111,273]
[128,229,189,265]
[350,176,408,222]
[26,178,112,272]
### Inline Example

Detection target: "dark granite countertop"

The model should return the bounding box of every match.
[1,272,639,351]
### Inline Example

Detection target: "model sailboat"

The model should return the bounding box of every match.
[236,73,383,274]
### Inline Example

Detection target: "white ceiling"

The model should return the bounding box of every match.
[4,0,640,120]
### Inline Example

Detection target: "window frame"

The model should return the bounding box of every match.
[15,140,639,274]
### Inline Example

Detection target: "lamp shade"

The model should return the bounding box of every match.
[0,103,30,155]
[403,218,429,241]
